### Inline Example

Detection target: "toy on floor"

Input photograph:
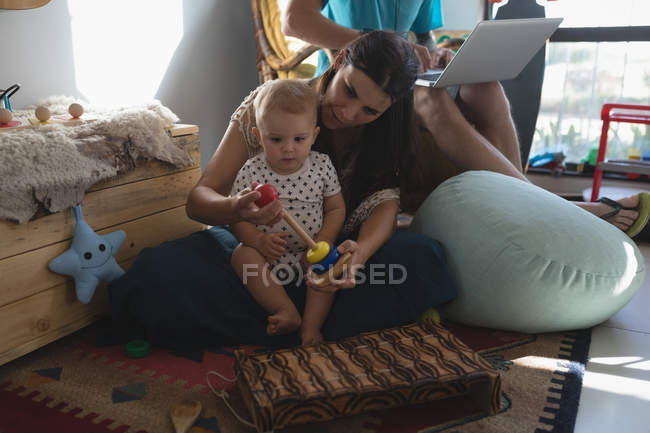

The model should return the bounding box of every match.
[35,106,51,122]
[68,102,84,119]
[0,107,21,128]
[528,151,565,175]
[48,204,126,303]
[125,339,150,358]
[254,183,352,287]
[170,400,202,433]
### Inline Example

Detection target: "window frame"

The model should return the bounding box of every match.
[483,1,650,43]
[550,26,650,43]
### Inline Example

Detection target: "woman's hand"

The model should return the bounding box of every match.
[232,182,283,226]
[256,232,288,262]
[305,240,365,293]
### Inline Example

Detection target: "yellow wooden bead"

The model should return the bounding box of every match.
[307,241,330,264]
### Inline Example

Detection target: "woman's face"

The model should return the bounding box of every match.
[321,64,392,130]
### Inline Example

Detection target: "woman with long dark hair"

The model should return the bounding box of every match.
[109,31,456,350]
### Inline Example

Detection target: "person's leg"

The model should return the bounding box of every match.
[403,85,525,212]
[231,244,301,336]
[321,231,456,341]
[576,196,639,231]
[413,86,527,183]
[456,81,523,171]
[414,85,644,233]
[300,288,335,345]
[109,226,301,350]
[454,83,645,231]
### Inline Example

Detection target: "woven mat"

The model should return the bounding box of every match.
[0,321,589,433]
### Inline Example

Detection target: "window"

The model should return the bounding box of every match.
[494,0,650,163]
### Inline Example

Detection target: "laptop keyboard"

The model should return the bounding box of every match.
[417,70,443,81]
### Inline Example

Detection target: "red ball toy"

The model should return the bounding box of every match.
[254,183,279,207]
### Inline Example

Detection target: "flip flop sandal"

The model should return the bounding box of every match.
[596,192,650,238]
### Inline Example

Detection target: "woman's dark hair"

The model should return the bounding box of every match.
[316,30,423,213]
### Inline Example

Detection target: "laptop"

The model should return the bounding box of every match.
[415,17,563,88]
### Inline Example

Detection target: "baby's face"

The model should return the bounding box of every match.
[256,110,319,175]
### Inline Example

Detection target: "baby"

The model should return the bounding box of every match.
[230,79,346,345]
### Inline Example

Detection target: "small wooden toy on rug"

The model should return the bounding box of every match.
[125,339,150,358]
[254,182,352,287]
[29,105,65,126]
[170,400,202,433]
[29,105,69,126]
[48,204,126,303]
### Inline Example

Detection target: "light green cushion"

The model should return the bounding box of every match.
[410,171,645,333]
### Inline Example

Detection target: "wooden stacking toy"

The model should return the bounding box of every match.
[254,183,352,287]
[0,108,12,125]
[68,102,84,119]
[35,106,51,122]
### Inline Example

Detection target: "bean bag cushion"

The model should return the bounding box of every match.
[410,171,645,333]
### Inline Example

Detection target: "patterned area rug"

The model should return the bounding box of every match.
[0,321,590,433]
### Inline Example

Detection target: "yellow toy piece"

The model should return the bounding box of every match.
[306,241,330,264]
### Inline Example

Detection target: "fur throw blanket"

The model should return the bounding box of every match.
[0,97,194,224]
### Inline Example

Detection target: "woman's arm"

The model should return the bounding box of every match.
[355,199,399,264]
[282,0,361,50]
[186,122,283,226]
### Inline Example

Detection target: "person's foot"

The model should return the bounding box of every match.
[300,326,323,346]
[266,307,301,336]
[577,195,639,232]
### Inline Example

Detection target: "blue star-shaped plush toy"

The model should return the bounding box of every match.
[49,205,126,304]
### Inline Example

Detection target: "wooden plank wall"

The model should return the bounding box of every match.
[0,127,204,365]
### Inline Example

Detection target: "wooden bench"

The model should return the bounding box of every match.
[0,124,204,366]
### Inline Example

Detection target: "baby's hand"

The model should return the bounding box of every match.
[299,253,310,273]
[257,232,288,262]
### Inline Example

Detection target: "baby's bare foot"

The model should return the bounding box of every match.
[300,326,323,346]
[267,308,301,336]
